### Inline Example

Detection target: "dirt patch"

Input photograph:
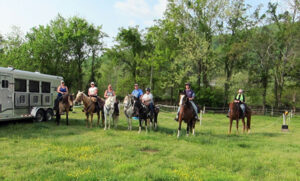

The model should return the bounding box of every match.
[140,147,159,153]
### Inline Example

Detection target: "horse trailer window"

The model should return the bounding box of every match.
[15,79,27,92]
[42,82,50,93]
[29,80,39,93]
[2,80,9,88]
[33,96,39,103]
[19,95,26,104]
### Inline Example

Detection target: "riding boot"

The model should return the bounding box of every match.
[115,102,119,116]
[174,114,178,122]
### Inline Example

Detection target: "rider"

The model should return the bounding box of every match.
[234,89,246,117]
[175,83,198,121]
[104,84,119,116]
[142,88,154,116]
[88,82,100,111]
[104,84,115,98]
[54,80,69,110]
[131,83,143,99]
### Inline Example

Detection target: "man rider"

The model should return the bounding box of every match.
[234,89,246,117]
[142,88,154,117]
[131,83,143,99]
[175,83,198,121]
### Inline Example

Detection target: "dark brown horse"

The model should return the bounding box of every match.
[228,102,251,134]
[55,94,74,125]
[177,92,198,138]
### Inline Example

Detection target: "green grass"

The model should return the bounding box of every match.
[0,108,300,181]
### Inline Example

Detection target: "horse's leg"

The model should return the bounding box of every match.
[154,112,158,130]
[86,113,89,128]
[66,111,69,126]
[56,112,60,125]
[236,119,239,134]
[177,119,182,138]
[97,111,100,127]
[247,115,251,134]
[186,121,190,137]
[146,118,149,133]
[114,115,118,129]
[108,115,111,130]
[242,117,246,133]
[192,120,196,136]
[228,118,233,134]
[90,113,93,128]
[104,113,107,130]
[127,117,130,130]
[138,118,142,134]
[129,118,132,131]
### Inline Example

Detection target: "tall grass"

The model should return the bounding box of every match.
[0,108,299,181]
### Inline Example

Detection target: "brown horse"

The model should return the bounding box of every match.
[55,94,74,125]
[74,91,105,128]
[177,92,198,138]
[228,102,251,134]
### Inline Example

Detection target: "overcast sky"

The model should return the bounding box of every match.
[0,0,288,47]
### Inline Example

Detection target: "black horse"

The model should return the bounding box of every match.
[133,97,159,133]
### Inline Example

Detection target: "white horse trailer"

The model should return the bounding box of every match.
[0,67,63,122]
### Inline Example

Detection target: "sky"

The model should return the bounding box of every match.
[0,0,289,47]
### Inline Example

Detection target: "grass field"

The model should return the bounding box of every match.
[0,108,300,181]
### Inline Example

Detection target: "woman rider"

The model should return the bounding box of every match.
[54,80,69,110]
[104,84,119,115]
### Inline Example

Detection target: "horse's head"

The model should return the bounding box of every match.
[133,96,142,116]
[124,94,134,108]
[68,94,74,107]
[178,91,188,106]
[105,96,116,111]
[74,91,84,103]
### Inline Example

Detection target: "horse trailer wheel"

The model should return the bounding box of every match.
[35,110,45,122]
[45,109,54,121]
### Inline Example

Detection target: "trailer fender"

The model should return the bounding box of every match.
[31,107,43,117]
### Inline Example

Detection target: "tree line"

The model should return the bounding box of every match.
[0,0,299,111]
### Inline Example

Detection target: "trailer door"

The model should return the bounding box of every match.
[0,73,13,117]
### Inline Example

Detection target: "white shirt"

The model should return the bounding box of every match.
[89,87,98,96]
[142,93,153,104]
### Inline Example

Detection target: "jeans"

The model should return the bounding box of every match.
[240,103,245,115]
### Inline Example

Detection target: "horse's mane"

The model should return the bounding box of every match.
[61,94,70,104]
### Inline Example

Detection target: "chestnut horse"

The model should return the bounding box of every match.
[55,94,74,125]
[177,92,198,138]
[74,91,105,128]
[228,102,251,134]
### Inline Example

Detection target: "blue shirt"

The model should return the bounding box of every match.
[132,89,143,98]
[185,89,195,98]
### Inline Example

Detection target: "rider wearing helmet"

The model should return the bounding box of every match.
[175,83,198,121]
[142,88,154,116]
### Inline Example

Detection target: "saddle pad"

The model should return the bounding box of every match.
[90,97,97,102]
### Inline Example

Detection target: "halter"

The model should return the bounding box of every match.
[124,96,134,109]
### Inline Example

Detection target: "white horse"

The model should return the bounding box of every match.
[123,94,135,130]
[104,96,117,130]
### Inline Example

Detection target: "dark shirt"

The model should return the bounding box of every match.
[185,89,195,99]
